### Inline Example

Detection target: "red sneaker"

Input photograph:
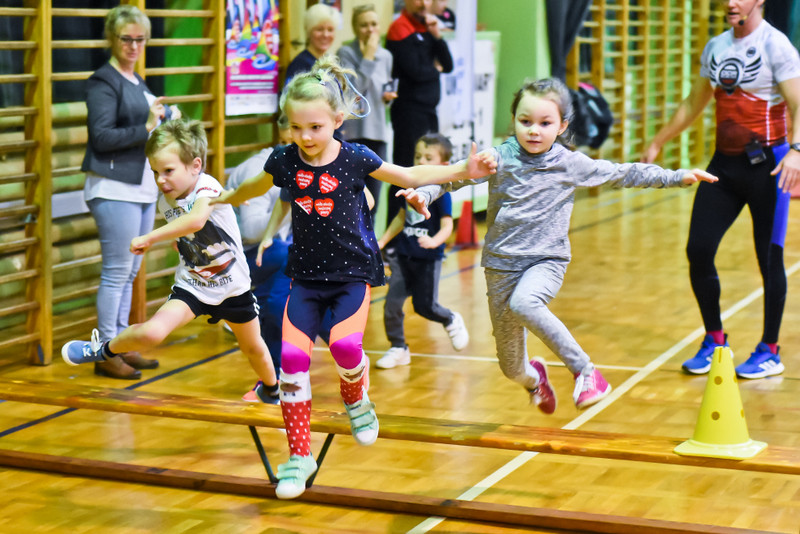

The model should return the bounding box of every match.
[529,357,557,414]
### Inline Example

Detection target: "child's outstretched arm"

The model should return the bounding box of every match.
[681,168,718,185]
[377,209,405,250]
[255,199,291,266]
[370,142,496,189]
[212,170,275,207]
[130,197,213,255]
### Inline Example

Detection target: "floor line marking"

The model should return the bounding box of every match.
[408,257,800,534]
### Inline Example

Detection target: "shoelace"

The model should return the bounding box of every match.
[84,328,102,357]
[573,370,596,403]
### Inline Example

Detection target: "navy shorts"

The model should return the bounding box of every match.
[168,286,259,324]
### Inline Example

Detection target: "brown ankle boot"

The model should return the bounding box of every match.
[119,351,159,370]
[94,357,142,380]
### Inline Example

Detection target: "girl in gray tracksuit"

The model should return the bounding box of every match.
[406,78,716,413]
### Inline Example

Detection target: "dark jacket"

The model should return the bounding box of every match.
[386,9,453,109]
[81,62,152,184]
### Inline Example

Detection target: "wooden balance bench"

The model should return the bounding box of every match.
[0,378,792,534]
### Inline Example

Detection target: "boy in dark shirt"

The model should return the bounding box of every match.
[376,133,468,369]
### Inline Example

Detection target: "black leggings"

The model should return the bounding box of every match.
[686,146,790,343]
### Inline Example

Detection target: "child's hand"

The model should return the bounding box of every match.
[130,235,152,255]
[417,235,437,249]
[255,237,274,267]
[210,189,240,207]
[397,188,430,219]
[465,142,497,180]
[681,169,717,185]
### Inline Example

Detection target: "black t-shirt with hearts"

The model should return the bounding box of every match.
[265,140,385,285]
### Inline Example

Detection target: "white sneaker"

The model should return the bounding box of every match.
[275,454,317,499]
[445,312,469,350]
[344,390,379,446]
[376,346,411,369]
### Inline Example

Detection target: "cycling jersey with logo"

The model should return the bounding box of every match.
[700,21,800,154]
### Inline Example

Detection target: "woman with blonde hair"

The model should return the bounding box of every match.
[284,3,341,84]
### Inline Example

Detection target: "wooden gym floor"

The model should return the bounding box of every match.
[0,185,799,533]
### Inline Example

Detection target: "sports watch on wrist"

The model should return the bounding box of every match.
[790,143,800,152]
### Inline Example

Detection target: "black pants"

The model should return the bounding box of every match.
[349,138,385,222]
[686,147,790,343]
[388,101,440,226]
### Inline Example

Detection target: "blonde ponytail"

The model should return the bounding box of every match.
[281,56,369,120]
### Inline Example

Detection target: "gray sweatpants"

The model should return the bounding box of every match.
[485,259,591,389]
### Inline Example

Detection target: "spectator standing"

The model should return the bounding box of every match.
[337,3,397,218]
[284,3,341,85]
[385,0,453,222]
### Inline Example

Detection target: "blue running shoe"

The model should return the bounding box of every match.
[62,328,106,366]
[735,343,785,379]
[682,334,727,375]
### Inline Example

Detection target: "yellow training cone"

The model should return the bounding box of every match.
[675,346,767,460]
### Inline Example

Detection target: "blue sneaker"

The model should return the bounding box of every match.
[735,343,785,379]
[61,328,106,366]
[682,334,727,375]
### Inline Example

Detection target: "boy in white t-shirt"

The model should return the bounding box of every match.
[62,120,279,403]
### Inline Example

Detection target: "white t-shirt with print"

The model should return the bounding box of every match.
[158,173,250,305]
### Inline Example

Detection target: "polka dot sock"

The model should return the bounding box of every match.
[340,374,365,405]
[281,399,312,457]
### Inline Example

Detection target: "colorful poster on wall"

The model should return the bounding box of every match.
[225,0,280,116]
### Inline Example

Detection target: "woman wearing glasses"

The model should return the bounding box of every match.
[80,5,179,379]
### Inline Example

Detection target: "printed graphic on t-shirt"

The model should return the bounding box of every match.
[177,219,238,285]
[707,49,761,94]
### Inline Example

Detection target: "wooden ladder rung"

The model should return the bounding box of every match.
[0,301,39,319]
[0,140,37,153]
[0,173,37,184]
[0,333,40,352]
[0,269,39,285]
[0,236,37,254]
[0,204,38,218]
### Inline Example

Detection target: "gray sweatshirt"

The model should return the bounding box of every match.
[417,137,688,271]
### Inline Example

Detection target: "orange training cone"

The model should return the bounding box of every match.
[454,200,479,249]
[674,346,767,460]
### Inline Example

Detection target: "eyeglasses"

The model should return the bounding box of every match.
[117,35,147,46]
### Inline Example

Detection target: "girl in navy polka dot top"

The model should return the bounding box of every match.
[212,56,495,500]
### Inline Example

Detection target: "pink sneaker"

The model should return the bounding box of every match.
[528,357,557,414]
[573,365,611,409]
